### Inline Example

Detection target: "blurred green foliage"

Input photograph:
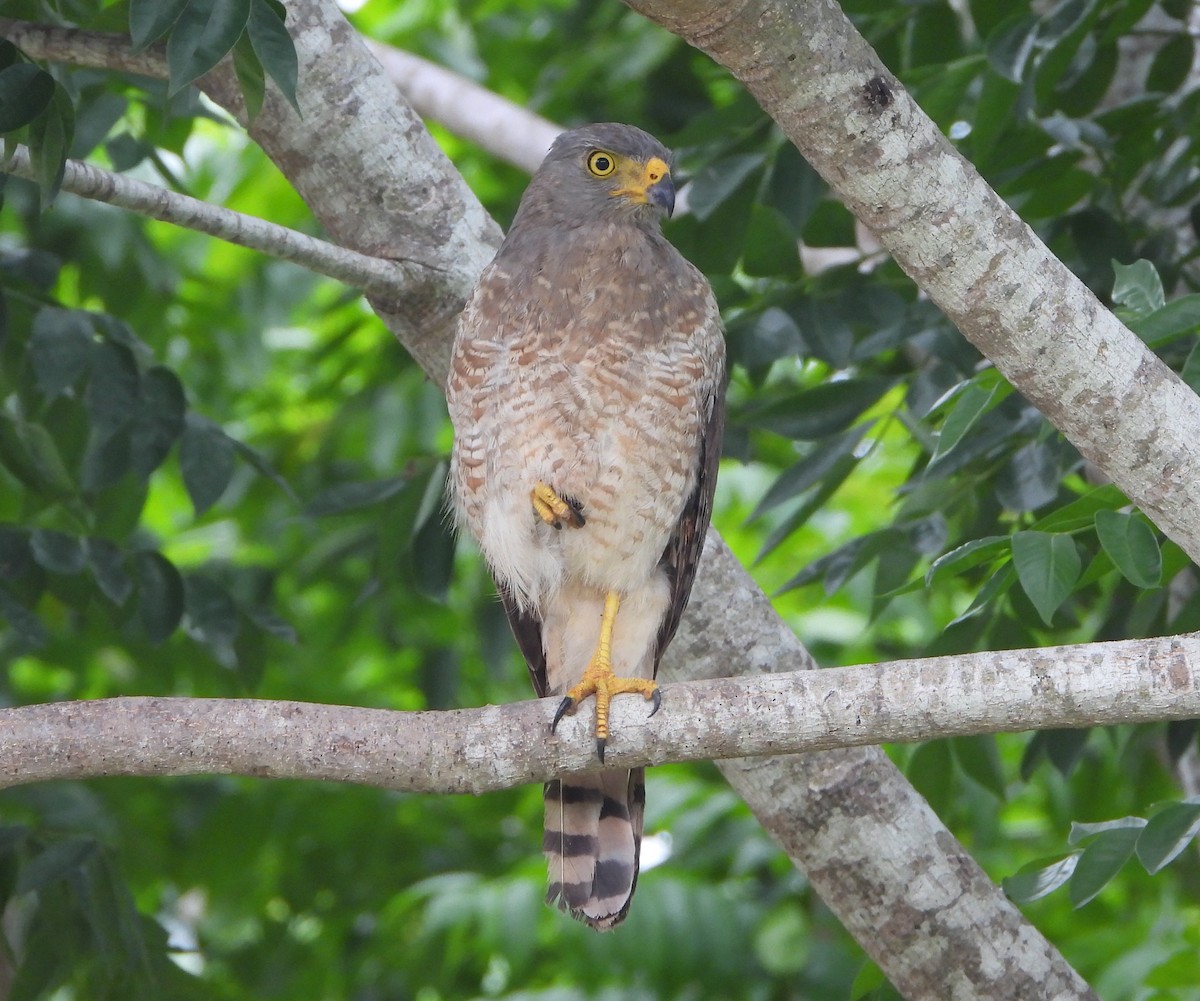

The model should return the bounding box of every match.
[2,0,1200,997]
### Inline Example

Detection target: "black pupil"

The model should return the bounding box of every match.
[593,155,611,172]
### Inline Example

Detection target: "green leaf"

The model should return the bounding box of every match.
[1136,801,1200,874]
[1146,33,1194,94]
[304,476,409,517]
[85,537,132,605]
[179,422,237,516]
[1069,822,1144,906]
[1069,816,1147,845]
[166,0,254,96]
[1111,259,1165,316]
[925,535,1009,587]
[686,153,764,221]
[80,426,131,493]
[0,585,47,648]
[1128,295,1200,346]
[1003,853,1079,903]
[931,381,1001,463]
[131,366,186,478]
[1031,483,1127,532]
[741,205,800,278]
[906,740,954,817]
[134,551,184,644]
[232,33,266,121]
[30,529,84,574]
[84,341,140,436]
[130,0,190,50]
[26,87,73,204]
[1094,510,1161,587]
[1045,727,1091,776]
[15,838,96,894]
[986,13,1040,82]
[1011,531,1081,625]
[737,377,893,441]
[850,961,886,1001]
[750,424,870,520]
[28,308,95,398]
[726,307,803,370]
[185,574,240,668]
[247,0,299,112]
[1182,340,1200,394]
[951,735,1006,798]
[0,64,56,133]
[947,562,1015,627]
[995,439,1061,513]
[0,417,75,496]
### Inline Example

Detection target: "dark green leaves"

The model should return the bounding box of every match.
[179,420,237,515]
[129,0,299,112]
[736,377,894,440]
[134,551,184,644]
[0,45,73,204]
[166,0,253,96]
[0,62,55,132]
[1007,801,1200,907]
[1011,531,1080,625]
[1093,510,1161,587]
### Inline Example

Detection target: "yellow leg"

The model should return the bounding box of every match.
[552,591,661,761]
[531,481,585,529]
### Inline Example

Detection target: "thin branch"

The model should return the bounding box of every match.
[364,41,560,175]
[0,146,412,298]
[3,633,1197,795]
[0,19,163,77]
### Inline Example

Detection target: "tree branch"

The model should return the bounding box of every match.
[0,145,410,298]
[4,631,1197,794]
[623,0,1200,573]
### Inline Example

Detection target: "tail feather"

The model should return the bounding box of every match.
[544,769,644,931]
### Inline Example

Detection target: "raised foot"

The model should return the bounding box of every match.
[531,481,585,530]
[552,662,661,764]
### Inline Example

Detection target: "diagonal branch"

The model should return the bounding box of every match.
[0,145,411,297]
[3,631,1197,794]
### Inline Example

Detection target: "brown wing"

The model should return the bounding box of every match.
[498,585,549,697]
[651,365,726,675]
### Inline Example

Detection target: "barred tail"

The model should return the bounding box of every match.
[543,768,645,931]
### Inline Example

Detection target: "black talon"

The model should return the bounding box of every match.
[564,496,586,527]
[551,696,574,732]
[648,688,662,718]
[597,737,606,764]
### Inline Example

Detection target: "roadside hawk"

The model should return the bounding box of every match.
[447,123,726,931]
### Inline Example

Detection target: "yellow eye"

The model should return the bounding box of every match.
[587,150,617,177]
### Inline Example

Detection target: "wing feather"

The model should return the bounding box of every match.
[651,361,726,674]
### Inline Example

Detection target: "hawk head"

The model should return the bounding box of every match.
[513,123,676,230]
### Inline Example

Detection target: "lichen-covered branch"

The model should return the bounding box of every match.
[0,145,407,296]
[2,630,1196,795]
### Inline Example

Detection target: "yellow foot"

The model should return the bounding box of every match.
[550,591,661,762]
[531,481,585,530]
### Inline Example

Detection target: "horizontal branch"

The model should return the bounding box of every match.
[0,146,411,297]
[5,633,1196,795]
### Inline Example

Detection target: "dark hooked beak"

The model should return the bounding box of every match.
[646,175,676,218]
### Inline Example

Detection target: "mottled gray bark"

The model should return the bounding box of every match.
[1,624,1196,799]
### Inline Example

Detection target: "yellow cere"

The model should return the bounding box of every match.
[609,155,671,203]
